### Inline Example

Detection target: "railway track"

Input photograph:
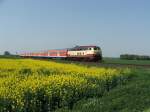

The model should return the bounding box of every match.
[80,61,150,68]
[32,58,150,68]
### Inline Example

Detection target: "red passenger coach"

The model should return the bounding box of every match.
[20,49,68,58]
[47,50,68,58]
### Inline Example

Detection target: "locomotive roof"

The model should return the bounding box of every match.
[72,45,98,49]
[79,45,98,48]
[67,45,100,51]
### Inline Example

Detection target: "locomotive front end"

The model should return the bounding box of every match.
[85,46,102,61]
[67,45,102,61]
[92,46,102,61]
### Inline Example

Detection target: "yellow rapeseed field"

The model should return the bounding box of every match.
[0,59,131,112]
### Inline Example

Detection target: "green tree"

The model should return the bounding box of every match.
[4,51,11,56]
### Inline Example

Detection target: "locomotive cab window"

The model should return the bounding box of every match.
[88,48,92,50]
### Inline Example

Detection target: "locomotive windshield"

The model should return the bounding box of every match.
[94,47,100,50]
[69,46,89,51]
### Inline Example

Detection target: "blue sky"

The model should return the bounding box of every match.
[0,0,150,57]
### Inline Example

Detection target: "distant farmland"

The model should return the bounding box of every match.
[103,57,150,65]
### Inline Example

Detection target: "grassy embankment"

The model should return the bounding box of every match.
[57,68,150,112]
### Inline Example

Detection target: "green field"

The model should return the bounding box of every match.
[47,57,150,68]
[0,58,150,112]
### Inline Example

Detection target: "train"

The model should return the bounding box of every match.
[20,45,102,61]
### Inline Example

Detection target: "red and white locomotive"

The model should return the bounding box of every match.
[20,45,102,61]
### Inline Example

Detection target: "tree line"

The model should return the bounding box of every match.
[120,54,150,60]
[0,51,21,59]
